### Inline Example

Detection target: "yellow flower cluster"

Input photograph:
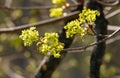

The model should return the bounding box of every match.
[79,7,100,25]
[64,7,100,38]
[38,33,64,58]
[49,0,67,17]
[52,0,66,6]
[64,20,85,38]
[19,7,100,58]
[49,8,63,17]
[19,27,64,58]
[19,27,39,46]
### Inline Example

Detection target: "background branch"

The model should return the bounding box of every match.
[95,0,119,6]
[0,3,81,10]
[68,35,120,53]
[63,27,120,52]
[0,9,119,34]
[0,11,79,34]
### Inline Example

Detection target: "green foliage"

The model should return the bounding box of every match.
[64,7,100,38]
[19,27,39,46]
[101,65,116,78]
[52,0,66,6]
[49,8,63,17]
[38,33,64,58]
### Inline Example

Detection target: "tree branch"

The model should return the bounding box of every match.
[108,25,120,31]
[35,28,74,78]
[106,8,120,19]
[95,0,119,6]
[34,4,83,78]
[63,27,120,52]
[0,26,119,57]
[67,35,120,53]
[0,11,79,34]
[88,1,108,78]
[0,3,81,10]
[0,7,119,34]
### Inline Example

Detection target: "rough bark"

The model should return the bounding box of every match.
[88,1,108,78]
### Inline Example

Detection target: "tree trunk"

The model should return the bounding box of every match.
[88,1,108,78]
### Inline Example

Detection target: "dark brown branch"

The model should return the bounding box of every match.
[88,1,108,78]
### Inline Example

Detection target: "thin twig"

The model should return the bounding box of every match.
[0,27,119,56]
[0,3,81,10]
[34,56,48,75]
[0,11,80,34]
[71,0,79,5]
[106,8,120,19]
[108,25,120,31]
[0,8,119,34]
[95,0,119,6]
[106,35,120,44]
[63,27,120,51]
[68,34,120,53]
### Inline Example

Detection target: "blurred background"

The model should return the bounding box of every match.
[0,0,120,78]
